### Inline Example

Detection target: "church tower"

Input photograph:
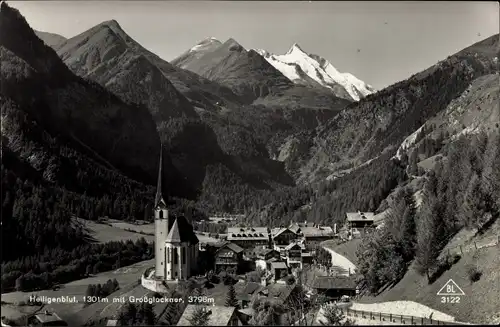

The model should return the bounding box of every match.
[154,146,169,279]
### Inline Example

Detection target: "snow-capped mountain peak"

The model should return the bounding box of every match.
[287,43,306,55]
[253,43,375,101]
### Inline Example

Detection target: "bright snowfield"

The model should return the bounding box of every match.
[322,246,357,275]
[255,44,375,101]
[314,301,461,326]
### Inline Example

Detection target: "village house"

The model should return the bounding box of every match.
[177,305,243,326]
[269,261,289,281]
[236,281,263,309]
[284,242,304,270]
[214,242,245,273]
[345,211,376,238]
[27,310,68,327]
[272,227,298,246]
[255,248,281,272]
[227,227,270,248]
[257,282,298,303]
[311,276,358,301]
[299,225,335,249]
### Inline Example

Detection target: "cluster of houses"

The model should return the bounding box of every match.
[14,209,379,327]
[211,221,335,275]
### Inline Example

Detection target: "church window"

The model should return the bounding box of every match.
[182,247,186,264]
[167,248,170,263]
[174,250,178,264]
[175,272,178,277]
[159,210,163,219]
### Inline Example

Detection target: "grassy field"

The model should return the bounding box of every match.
[76,218,154,243]
[321,238,362,266]
[77,218,220,244]
[1,259,154,324]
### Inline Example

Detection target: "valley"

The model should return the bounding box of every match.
[1,1,499,326]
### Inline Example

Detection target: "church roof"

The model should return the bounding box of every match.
[165,216,199,245]
[154,145,168,209]
[166,218,181,243]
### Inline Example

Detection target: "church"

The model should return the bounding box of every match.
[153,149,199,281]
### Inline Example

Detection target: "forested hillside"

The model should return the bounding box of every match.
[357,130,500,293]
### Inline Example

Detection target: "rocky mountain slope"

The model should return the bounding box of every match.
[172,38,352,112]
[170,37,222,69]
[178,38,296,103]
[256,44,375,101]
[30,15,297,209]
[281,34,499,183]
[34,30,67,50]
[0,3,161,185]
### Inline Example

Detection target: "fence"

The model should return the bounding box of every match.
[337,307,470,326]
[440,234,499,259]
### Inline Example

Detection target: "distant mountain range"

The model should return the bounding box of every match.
[4,0,499,212]
[255,44,375,101]
[171,37,375,102]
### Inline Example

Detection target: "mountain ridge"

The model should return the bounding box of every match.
[280,33,499,183]
[254,43,375,101]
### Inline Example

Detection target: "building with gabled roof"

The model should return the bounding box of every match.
[311,276,358,300]
[177,305,243,326]
[214,242,245,273]
[227,227,270,248]
[28,310,68,326]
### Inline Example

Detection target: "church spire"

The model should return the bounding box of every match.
[154,145,168,209]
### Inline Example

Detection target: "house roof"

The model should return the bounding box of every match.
[217,242,244,254]
[272,227,296,238]
[258,283,296,302]
[177,305,237,326]
[227,227,269,241]
[311,276,358,290]
[285,242,304,251]
[301,226,334,238]
[34,311,65,324]
[270,261,288,269]
[236,282,263,301]
[346,212,375,222]
[289,223,301,234]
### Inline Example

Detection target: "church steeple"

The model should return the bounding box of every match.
[154,145,168,209]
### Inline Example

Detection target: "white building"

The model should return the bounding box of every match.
[152,148,199,281]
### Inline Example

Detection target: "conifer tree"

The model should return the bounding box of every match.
[225,283,239,309]
[187,305,211,326]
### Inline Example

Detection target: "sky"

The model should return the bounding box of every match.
[10,1,499,90]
